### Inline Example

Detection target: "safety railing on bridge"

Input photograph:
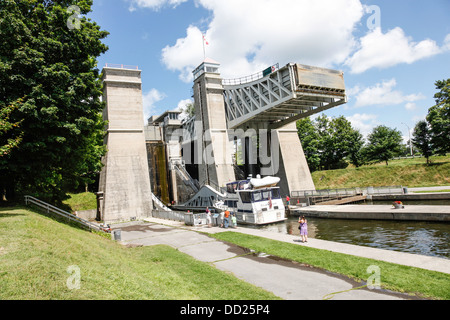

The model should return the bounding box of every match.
[223,64,279,86]
[24,195,103,232]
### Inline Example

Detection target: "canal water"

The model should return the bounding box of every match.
[248,202,450,259]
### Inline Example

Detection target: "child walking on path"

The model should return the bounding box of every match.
[298,216,308,243]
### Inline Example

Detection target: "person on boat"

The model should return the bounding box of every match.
[298,216,308,243]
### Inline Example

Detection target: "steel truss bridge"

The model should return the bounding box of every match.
[223,63,347,130]
[182,62,347,140]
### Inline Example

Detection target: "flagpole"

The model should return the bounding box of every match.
[202,37,206,59]
[202,33,207,59]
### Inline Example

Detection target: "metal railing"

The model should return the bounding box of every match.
[151,193,172,212]
[151,210,214,227]
[24,196,102,232]
[152,210,186,222]
[223,64,279,86]
[104,63,139,70]
[291,186,405,198]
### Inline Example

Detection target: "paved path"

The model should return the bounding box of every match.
[293,204,450,222]
[115,218,449,300]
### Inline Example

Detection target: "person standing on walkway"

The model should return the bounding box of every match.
[231,213,237,228]
[298,216,308,243]
[206,207,212,228]
[220,210,225,228]
[224,210,230,228]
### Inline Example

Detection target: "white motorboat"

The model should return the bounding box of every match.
[216,176,287,226]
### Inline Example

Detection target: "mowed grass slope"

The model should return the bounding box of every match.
[312,155,450,190]
[0,207,279,300]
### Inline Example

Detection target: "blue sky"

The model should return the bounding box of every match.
[88,0,450,141]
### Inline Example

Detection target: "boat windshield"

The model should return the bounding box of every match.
[227,180,250,194]
[239,188,281,203]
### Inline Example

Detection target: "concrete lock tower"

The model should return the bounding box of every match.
[192,59,319,196]
[98,65,153,223]
[192,59,236,188]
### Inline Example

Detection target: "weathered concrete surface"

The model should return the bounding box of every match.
[293,205,450,222]
[274,122,316,197]
[98,67,153,223]
[193,61,236,188]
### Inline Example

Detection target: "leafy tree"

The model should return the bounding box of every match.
[0,100,24,157]
[297,117,321,171]
[427,79,450,156]
[364,125,403,166]
[327,116,365,169]
[297,115,365,171]
[412,120,433,164]
[0,0,109,202]
[180,102,195,120]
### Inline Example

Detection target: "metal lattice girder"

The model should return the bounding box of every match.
[223,63,347,129]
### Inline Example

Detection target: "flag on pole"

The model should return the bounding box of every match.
[202,33,209,59]
[203,33,209,46]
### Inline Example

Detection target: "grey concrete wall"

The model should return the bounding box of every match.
[194,69,236,188]
[99,67,153,223]
[274,122,316,196]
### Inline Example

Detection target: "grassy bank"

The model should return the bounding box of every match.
[0,206,279,300]
[312,155,450,190]
[63,192,97,212]
[210,232,450,300]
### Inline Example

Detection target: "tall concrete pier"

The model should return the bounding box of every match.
[273,122,315,197]
[192,59,236,188]
[98,66,153,223]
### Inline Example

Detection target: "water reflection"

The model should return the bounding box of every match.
[250,217,450,259]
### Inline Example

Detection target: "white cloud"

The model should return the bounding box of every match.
[351,79,425,108]
[347,113,379,138]
[142,88,166,123]
[346,27,444,74]
[162,0,364,82]
[405,102,417,111]
[443,33,450,51]
[128,0,187,11]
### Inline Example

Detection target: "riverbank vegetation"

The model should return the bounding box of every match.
[298,79,450,171]
[312,154,450,190]
[0,206,279,300]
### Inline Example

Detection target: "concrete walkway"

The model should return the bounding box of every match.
[116,218,449,300]
[293,204,450,222]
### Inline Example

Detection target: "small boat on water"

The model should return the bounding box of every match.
[215,175,287,226]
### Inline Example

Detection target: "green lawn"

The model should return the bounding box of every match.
[210,232,450,300]
[312,155,450,190]
[63,192,97,212]
[0,206,279,300]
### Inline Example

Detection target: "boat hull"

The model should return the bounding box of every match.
[235,209,287,226]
